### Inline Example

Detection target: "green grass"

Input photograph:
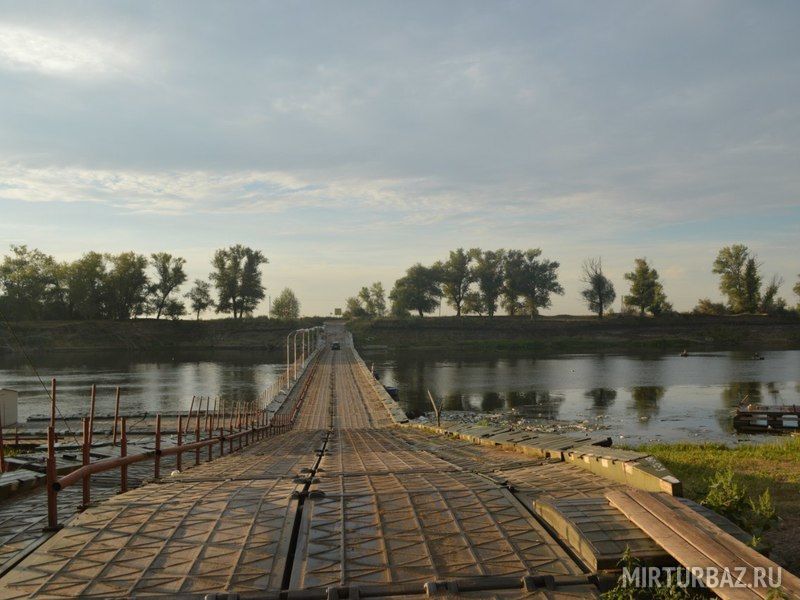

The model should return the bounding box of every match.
[635,438,800,574]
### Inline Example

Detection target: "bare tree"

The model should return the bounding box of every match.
[581,258,616,318]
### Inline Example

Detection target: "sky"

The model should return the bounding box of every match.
[0,1,798,316]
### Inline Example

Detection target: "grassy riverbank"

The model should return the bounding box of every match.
[2,313,798,355]
[639,438,800,574]
[349,314,800,352]
[0,317,326,354]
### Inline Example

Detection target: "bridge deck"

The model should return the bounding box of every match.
[0,327,685,598]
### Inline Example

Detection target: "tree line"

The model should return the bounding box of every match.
[345,245,799,318]
[0,244,280,321]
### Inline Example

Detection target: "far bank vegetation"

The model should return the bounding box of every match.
[344,245,799,320]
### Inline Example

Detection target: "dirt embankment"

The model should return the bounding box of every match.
[0,317,326,354]
[348,314,800,352]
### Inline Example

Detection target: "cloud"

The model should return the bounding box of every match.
[0,2,798,315]
[0,24,136,77]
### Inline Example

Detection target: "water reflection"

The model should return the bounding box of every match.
[364,348,800,443]
[629,386,665,422]
[3,347,800,444]
[585,388,617,411]
[721,381,764,407]
[508,391,563,420]
[0,350,285,420]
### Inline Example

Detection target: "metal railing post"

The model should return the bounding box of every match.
[49,378,57,435]
[219,400,225,457]
[154,414,161,479]
[112,386,121,445]
[194,403,201,466]
[206,398,213,461]
[229,404,235,454]
[45,426,59,530]
[120,418,128,493]
[81,418,90,510]
[238,404,243,450]
[177,415,183,472]
[88,384,96,449]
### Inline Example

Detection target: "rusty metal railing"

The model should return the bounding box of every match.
[43,409,293,531]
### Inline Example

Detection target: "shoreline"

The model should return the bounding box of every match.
[0,317,325,355]
[349,314,800,353]
[2,313,799,355]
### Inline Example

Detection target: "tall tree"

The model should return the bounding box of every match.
[66,252,107,319]
[437,248,473,316]
[163,299,186,320]
[760,275,784,314]
[742,257,761,313]
[368,282,386,317]
[209,245,268,319]
[501,250,526,316]
[389,263,441,317]
[346,281,386,318]
[462,291,484,316]
[271,288,300,319]
[712,245,757,313]
[149,253,187,319]
[469,248,504,317]
[0,245,62,320]
[692,298,726,315]
[344,296,368,317]
[581,258,616,318]
[794,275,800,308]
[357,286,373,315]
[104,252,150,320]
[623,258,669,316]
[519,249,563,318]
[185,280,214,320]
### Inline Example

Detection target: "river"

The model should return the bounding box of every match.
[1,348,798,445]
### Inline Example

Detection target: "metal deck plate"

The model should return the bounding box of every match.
[393,429,545,472]
[321,429,459,475]
[174,430,324,481]
[290,472,583,590]
[0,478,299,598]
[497,462,623,501]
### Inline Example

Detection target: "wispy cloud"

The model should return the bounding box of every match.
[0,2,798,315]
[0,24,136,77]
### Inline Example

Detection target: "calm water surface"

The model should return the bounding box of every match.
[0,350,287,421]
[361,348,800,445]
[1,349,798,445]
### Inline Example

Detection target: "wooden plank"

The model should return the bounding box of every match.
[606,490,762,600]
[644,491,800,598]
[626,490,771,596]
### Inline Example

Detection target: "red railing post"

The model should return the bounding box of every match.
[185,395,195,444]
[120,418,128,493]
[194,404,201,466]
[49,378,57,436]
[88,384,96,449]
[45,426,59,530]
[206,398,212,461]
[229,404,235,454]
[177,414,183,472]
[219,400,225,458]
[112,386,121,445]
[237,404,243,451]
[154,413,161,479]
[81,418,90,510]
